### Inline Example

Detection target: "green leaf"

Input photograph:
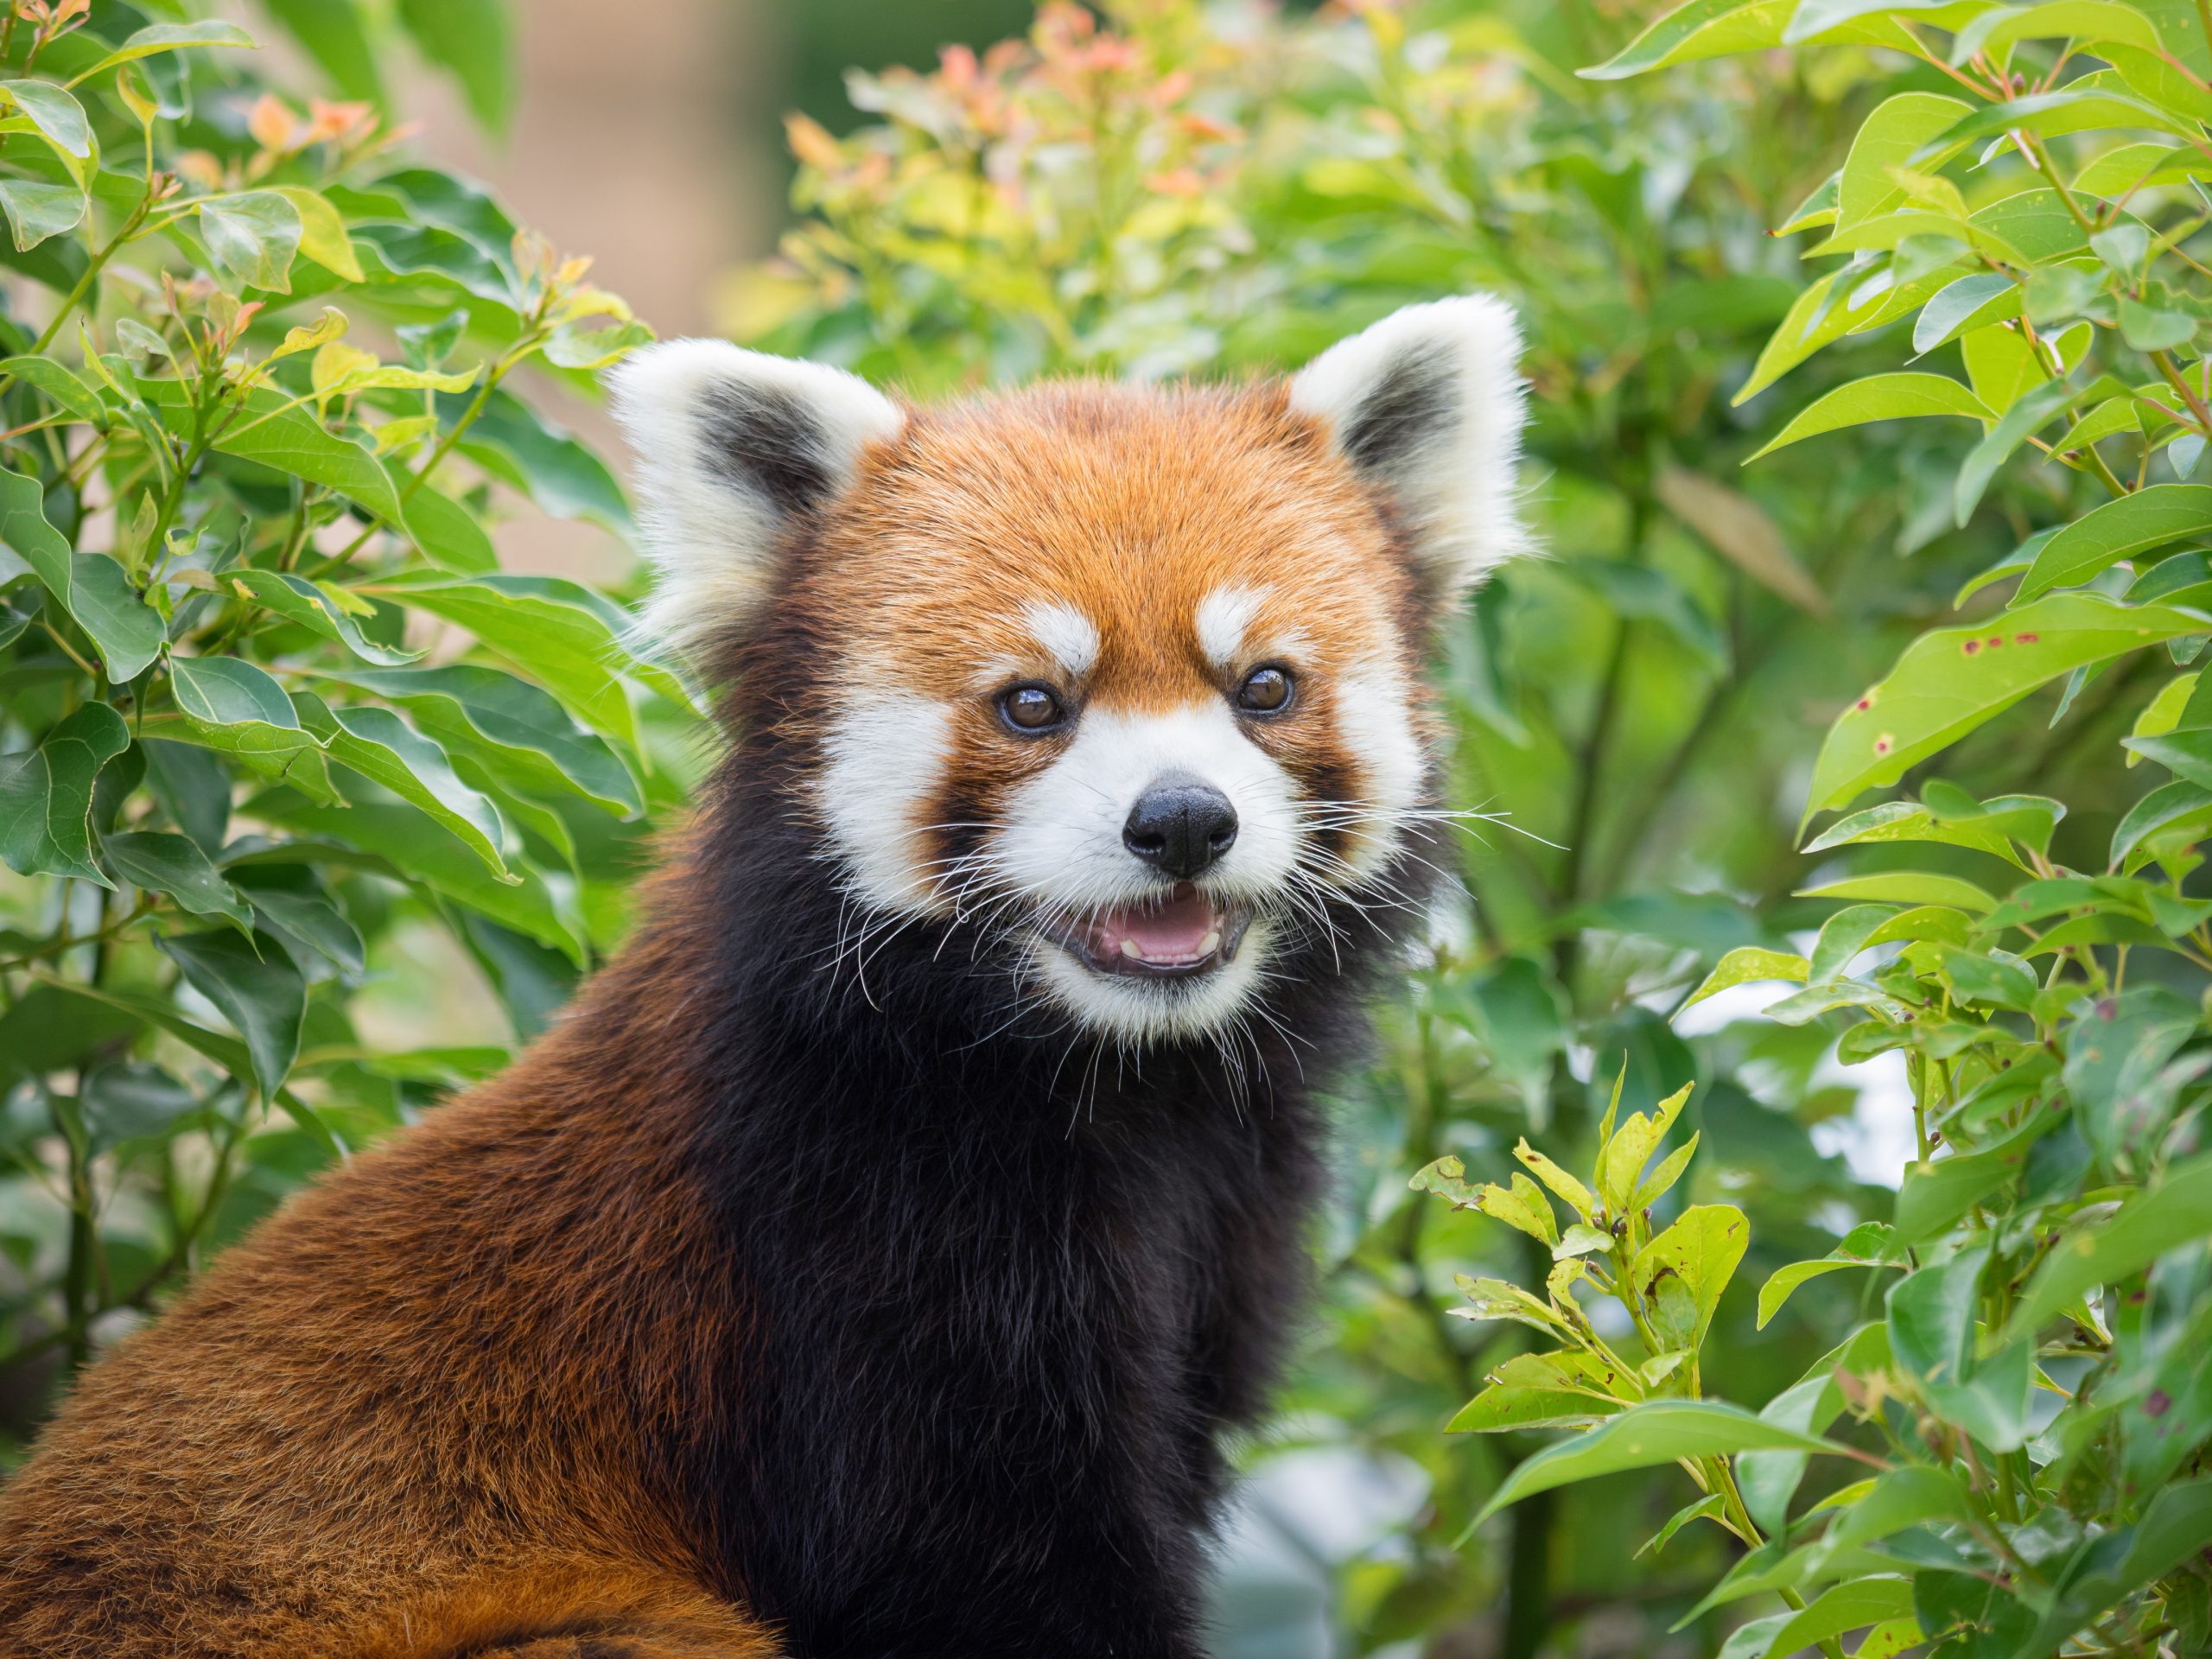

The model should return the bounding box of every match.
[1888,1244,1988,1391]
[236,875,363,979]
[401,478,497,573]
[2012,1478,2212,1657]
[1784,0,1971,43]
[1598,1081,1694,1213]
[154,928,305,1096]
[1639,1494,1727,1559]
[2063,985,2201,1173]
[0,81,92,160]
[3,353,105,423]
[142,709,334,803]
[1515,1138,1597,1221]
[368,574,653,746]
[2111,778,2212,868]
[1840,92,1974,230]
[1803,792,2060,866]
[1951,1,2166,61]
[32,976,251,1084]
[1578,0,1794,79]
[66,21,258,86]
[313,664,641,817]
[1827,1465,1974,1552]
[2124,726,2212,789]
[268,185,364,283]
[247,793,584,963]
[1712,1612,1792,1659]
[171,654,300,729]
[293,693,512,879]
[196,190,304,292]
[1916,87,2197,158]
[1896,1119,2053,1244]
[1806,594,2212,815]
[1449,1384,1622,1433]
[2006,1151,2212,1338]
[1681,946,1808,1007]
[1735,265,1959,404]
[0,179,86,251]
[223,570,423,665]
[10,473,167,677]
[1625,1205,1749,1351]
[99,830,250,928]
[1765,1579,1915,1657]
[2019,485,2212,600]
[1913,271,2018,355]
[1746,372,1990,461]
[397,0,514,130]
[1473,1401,1851,1522]
[1796,872,1995,912]
[2101,41,2212,126]
[0,701,128,884]
[143,382,403,524]
[1757,1224,1899,1329]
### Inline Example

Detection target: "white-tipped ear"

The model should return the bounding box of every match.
[1288,294,1530,594]
[607,339,904,652]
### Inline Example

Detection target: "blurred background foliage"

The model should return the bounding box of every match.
[4,2,2209,1657]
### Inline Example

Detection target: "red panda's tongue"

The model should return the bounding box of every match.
[1098,884,1221,964]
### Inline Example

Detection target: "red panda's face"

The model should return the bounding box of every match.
[613,298,1528,1044]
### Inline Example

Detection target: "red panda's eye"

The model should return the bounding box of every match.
[999,683,1066,734]
[1236,665,1294,715]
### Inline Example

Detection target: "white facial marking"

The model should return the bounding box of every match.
[1332,657,1426,877]
[1022,601,1100,679]
[1194,586,1265,670]
[816,694,953,912]
[992,699,1306,1041]
[995,702,1302,912]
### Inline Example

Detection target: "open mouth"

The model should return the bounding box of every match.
[1038,883,1253,979]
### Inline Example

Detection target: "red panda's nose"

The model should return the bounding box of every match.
[1123,774,1239,879]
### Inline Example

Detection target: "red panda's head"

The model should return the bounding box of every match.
[611,299,1529,1045]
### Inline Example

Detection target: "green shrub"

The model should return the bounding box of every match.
[0,0,676,1451]
[1414,5,2212,1657]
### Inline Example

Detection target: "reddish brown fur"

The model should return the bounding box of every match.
[0,887,784,1658]
[0,376,1437,1658]
[772,380,1427,887]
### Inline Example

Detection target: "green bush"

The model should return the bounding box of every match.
[0,0,678,1449]
[1420,5,2212,1656]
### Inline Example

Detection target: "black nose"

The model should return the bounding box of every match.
[1122,773,1238,879]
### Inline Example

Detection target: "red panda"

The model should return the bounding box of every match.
[0,296,1529,1659]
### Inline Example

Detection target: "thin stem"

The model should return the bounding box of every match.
[2151,349,2212,434]
[0,898,156,972]
[404,359,508,505]
[25,194,151,365]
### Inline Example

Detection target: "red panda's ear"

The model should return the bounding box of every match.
[607,340,904,652]
[1288,294,1531,598]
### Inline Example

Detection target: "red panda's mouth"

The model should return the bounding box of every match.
[1037,883,1253,979]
